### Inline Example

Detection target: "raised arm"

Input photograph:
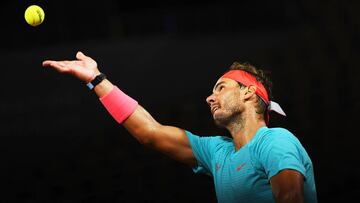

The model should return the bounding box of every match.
[42,51,196,166]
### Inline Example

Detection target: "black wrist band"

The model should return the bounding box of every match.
[86,73,106,90]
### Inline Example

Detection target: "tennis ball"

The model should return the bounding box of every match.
[24,5,45,27]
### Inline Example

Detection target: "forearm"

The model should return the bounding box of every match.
[123,107,193,165]
[122,105,162,145]
[93,78,194,165]
[94,79,114,98]
[42,52,195,166]
[94,79,160,144]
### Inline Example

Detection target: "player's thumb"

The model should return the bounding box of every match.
[76,51,87,60]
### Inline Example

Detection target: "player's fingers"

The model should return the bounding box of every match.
[42,61,70,73]
[42,60,55,67]
[42,60,65,67]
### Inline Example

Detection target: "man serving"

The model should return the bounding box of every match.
[43,51,317,203]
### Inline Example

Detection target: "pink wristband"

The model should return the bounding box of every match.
[100,86,138,123]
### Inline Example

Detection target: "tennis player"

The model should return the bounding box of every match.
[43,51,317,203]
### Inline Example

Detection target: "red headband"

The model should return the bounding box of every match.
[222,70,269,104]
[221,70,286,125]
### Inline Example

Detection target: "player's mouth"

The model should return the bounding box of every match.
[211,105,219,114]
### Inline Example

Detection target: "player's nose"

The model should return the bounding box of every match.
[206,94,216,105]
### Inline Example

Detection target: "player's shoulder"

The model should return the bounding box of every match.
[250,127,303,157]
[214,135,232,142]
[266,127,295,137]
[204,135,233,146]
[185,130,232,144]
[255,127,299,145]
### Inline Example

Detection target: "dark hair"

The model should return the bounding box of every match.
[228,61,273,118]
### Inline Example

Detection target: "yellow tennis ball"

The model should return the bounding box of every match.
[24,5,45,27]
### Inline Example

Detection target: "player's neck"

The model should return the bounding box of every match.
[228,111,266,151]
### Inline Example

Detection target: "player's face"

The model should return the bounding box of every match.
[206,78,245,127]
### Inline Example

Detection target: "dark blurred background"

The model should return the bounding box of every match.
[0,0,359,202]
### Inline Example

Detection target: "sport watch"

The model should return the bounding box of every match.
[86,73,106,90]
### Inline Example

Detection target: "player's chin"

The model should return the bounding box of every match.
[212,111,220,120]
[213,118,227,128]
[213,112,226,126]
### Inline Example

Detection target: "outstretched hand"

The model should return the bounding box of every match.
[42,51,101,83]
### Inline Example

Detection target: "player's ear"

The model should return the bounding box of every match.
[244,85,257,100]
